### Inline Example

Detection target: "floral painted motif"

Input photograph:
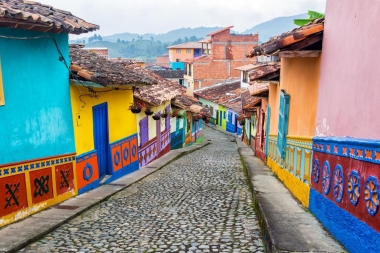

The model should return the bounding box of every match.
[312,159,320,183]
[364,176,379,216]
[333,165,344,203]
[322,161,330,195]
[348,171,360,206]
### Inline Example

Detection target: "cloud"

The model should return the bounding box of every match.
[40,0,326,36]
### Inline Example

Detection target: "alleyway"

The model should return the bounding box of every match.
[20,127,264,253]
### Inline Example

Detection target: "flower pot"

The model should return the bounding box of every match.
[152,115,160,120]
[131,108,141,114]
[161,113,168,118]
[145,109,153,116]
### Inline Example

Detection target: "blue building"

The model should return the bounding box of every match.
[0,0,98,227]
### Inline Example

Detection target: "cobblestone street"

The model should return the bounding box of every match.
[20,127,264,253]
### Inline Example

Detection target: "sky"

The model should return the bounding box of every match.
[40,0,326,37]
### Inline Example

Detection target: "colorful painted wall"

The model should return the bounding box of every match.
[226,109,239,134]
[265,56,321,207]
[70,86,139,194]
[308,1,380,251]
[136,102,171,167]
[170,110,186,150]
[198,98,218,125]
[218,105,227,130]
[316,0,380,140]
[281,57,321,137]
[0,29,76,226]
[310,137,380,252]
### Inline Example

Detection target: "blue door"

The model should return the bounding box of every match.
[93,103,109,177]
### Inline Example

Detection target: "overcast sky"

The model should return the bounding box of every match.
[41,0,326,36]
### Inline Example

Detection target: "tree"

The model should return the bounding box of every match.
[132,38,135,42]
[151,36,154,41]
[89,37,93,43]
[117,38,121,43]
[82,40,86,44]
[122,40,126,44]
[184,36,189,42]
[294,10,325,26]
[93,34,98,40]
[98,35,103,41]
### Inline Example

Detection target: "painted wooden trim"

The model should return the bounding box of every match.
[279,50,321,58]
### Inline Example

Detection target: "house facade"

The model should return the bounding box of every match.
[69,45,153,194]
[0,1,98,227]
[184,26,258,94]
[167,42,203,70]
[307,1,380,251]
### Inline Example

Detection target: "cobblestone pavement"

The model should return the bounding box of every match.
[20,127,264,253]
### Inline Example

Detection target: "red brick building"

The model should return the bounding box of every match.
[184,26,258,95]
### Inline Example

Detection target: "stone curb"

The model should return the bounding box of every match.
[0,141,211,253]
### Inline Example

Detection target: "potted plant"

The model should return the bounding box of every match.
[129,102,142,114]
[161,110,168,118]
[193,114,201,121]
[144,107,153,116]
[176,113,185,119]
[152,113,161,120]
[239,119,245,125]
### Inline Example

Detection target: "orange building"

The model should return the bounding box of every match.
[184,26,258,95]
[167,42,204,70]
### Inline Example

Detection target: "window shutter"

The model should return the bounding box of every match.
[228,112,232,123]
[139,116,149,146]
[265,105,271,157]
[277,91,290,159]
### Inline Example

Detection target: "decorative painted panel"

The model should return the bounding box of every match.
[311,137,380,234]
[130,136,139,163]
[122,140,131,168]
[76,150,99,190]
[139,138,158,168]
[55,163,74,196]
[0,153,76,227]
[111,142,122,172]
[160,128,171,152]
[0,174,28,217]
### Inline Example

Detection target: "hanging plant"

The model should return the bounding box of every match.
[176,113,185,119]
[129,101,143,114]
[144,107,154,116]
[161,110,168,118]
[193,114,201,121]
[239,119,246,125]
[152,113,161,120]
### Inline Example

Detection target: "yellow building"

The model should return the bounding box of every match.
[247,19,324,207]
[69,45,154,194]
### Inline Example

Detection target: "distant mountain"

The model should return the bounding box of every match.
[70,27,223,44]
[243,13,308,42]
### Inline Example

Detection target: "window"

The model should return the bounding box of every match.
[176,49,181,53]
[0,62,4,106]
[243,71,248,83]
[178,79,184,86]
[139,116,149,146]
[186,49,191,53]
[209,106,214,117]
[228,112,232,123]
[277,91,290,159]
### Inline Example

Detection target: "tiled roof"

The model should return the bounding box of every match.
[198,38,211,43]
[153,70,185,79]
[194,79,241,104]
[247,18,324,57]
[241,90,261,111]
[249,63,280,81]
[172,94,211,116]
[167,42,203,49]
[207,26,234,36]
[69,45,154,86]
[0,0,98,34]
[130,66,185,106]
[234,64,258,71]
[249,82,269,97]
[221,96,243,115]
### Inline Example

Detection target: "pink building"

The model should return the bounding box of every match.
[309,0,380,252]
